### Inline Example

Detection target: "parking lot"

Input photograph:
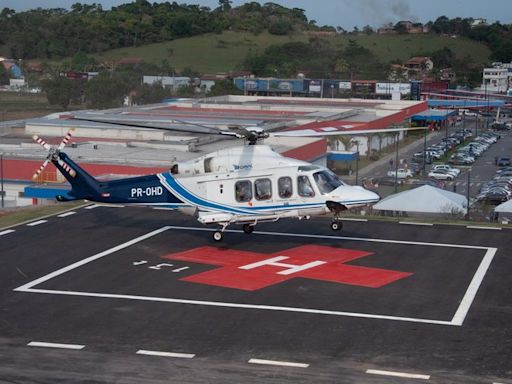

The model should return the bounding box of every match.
[1,205,511,383]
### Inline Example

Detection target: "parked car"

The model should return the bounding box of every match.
[387,168,413,179]
[497,157,511,167]
[431,164,461,177]
[373,176,404,186]
[428,169,456,181]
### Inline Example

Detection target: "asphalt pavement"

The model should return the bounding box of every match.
[0,205,511,383]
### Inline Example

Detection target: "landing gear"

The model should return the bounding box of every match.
[330,220,343,231]
[213,231,224,242]
[242,224,254,234]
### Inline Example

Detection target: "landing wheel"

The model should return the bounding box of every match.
[330,221,343,231]
[242,224,254,234]
[213,231,224,242]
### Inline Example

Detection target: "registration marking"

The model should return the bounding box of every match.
[28,341,85,350]
[248,358,309,368]
[136,349,195,359]
[366,369,430,380]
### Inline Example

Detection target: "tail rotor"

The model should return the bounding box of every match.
[32,128,76,180]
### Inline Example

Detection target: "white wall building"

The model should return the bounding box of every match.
[143,76,191,91]
[482,65,511,93]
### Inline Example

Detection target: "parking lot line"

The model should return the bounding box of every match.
[466,226,502,230]
[136,349,195,359]
[28,341,85,350]
[248,358,309,368]
[366,369,430,380]
[0,229,15,236]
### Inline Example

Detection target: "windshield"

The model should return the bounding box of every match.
[313,170,344,194]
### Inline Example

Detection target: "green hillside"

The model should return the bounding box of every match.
[94,31,492,74]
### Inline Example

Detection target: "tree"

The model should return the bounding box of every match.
[84,72,130,109]
[209,79,243,96]
[41,76,78,109]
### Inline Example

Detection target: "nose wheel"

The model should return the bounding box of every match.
[330,220,343,231]
[213,231,224,242]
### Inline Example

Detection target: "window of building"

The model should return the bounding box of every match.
[278,177,293,198]
[235,180,252,202]
[254,178,272,201]
[297,175,315,197]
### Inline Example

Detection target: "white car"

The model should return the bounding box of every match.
[387,168,413,179]
[428,169,456,181]
[431,164,461,177]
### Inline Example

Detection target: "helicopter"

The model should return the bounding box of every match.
[30,114,420,241]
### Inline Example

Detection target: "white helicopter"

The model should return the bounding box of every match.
[31,114,418,241]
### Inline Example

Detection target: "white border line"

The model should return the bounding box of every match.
[28,341,85,350]
[466,225,502,231]
[366,369,430,380]
[0,229,15,236]
[248,358,309,368]
[14,226,496,327]
[136,349,195,358]
[57,211,76,218]
[399,221,434,226]
[26,220,47,227]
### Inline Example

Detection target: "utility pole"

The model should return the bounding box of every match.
[465,169,471,220]
[0,154,4,209]
[355,141,360,185]
[394,133,399,193]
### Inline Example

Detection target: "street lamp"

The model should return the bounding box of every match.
[465,168,471,220]
[394,133,399,193]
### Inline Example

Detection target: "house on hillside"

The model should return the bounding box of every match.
[388,64,409,81]
[0,57,23,78]
[471,18,487,28]
[143,75,191,91]
[440,68,456,83]
[405,57,434,73]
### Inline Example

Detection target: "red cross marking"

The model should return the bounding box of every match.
[162,245,412,291]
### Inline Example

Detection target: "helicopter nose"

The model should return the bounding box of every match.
[366,189,380,202]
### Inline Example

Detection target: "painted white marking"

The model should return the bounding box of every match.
[136,349,195,359]
[249,358,309,368]
[0,229,15,236]
[451,247,497,326]
[57,211,76,218]
[132,260,148,266]
[26,220,47,227]
[14,226,171,292]
[14,226,495,326]
[28,341,84,350]
[149,263,174,270]
[172,267,190,273]
[366,369,430,380]
[399,221,434,226]
[466,226,501,231]
[341,218,368,222]
[239,256,325,275]
[85,204,99,210]
[85,204,125,209]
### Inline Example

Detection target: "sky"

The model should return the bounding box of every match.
[3,0,512,30]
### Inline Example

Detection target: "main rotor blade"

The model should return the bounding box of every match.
[273,126,429,137]
[32,159,50,180]
[71,115,239,137]
[57,128,75,151]
[32,135,51,151]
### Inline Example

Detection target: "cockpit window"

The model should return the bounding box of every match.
[313,170,344,194]
[298,176,315,197]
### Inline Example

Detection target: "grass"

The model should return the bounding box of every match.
[93,31,491,73]
[0,201,87,229]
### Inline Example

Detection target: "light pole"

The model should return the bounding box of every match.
[355,141,360,185]
[465,168,471,220]
[0,153,4,209]
[394,133,399,193]
[330,84,334,99]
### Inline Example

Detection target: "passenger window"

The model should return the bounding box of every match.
[278,177,293,198]
[298,176,315,197]
[255,178,272,201]
[235,180,252,202]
